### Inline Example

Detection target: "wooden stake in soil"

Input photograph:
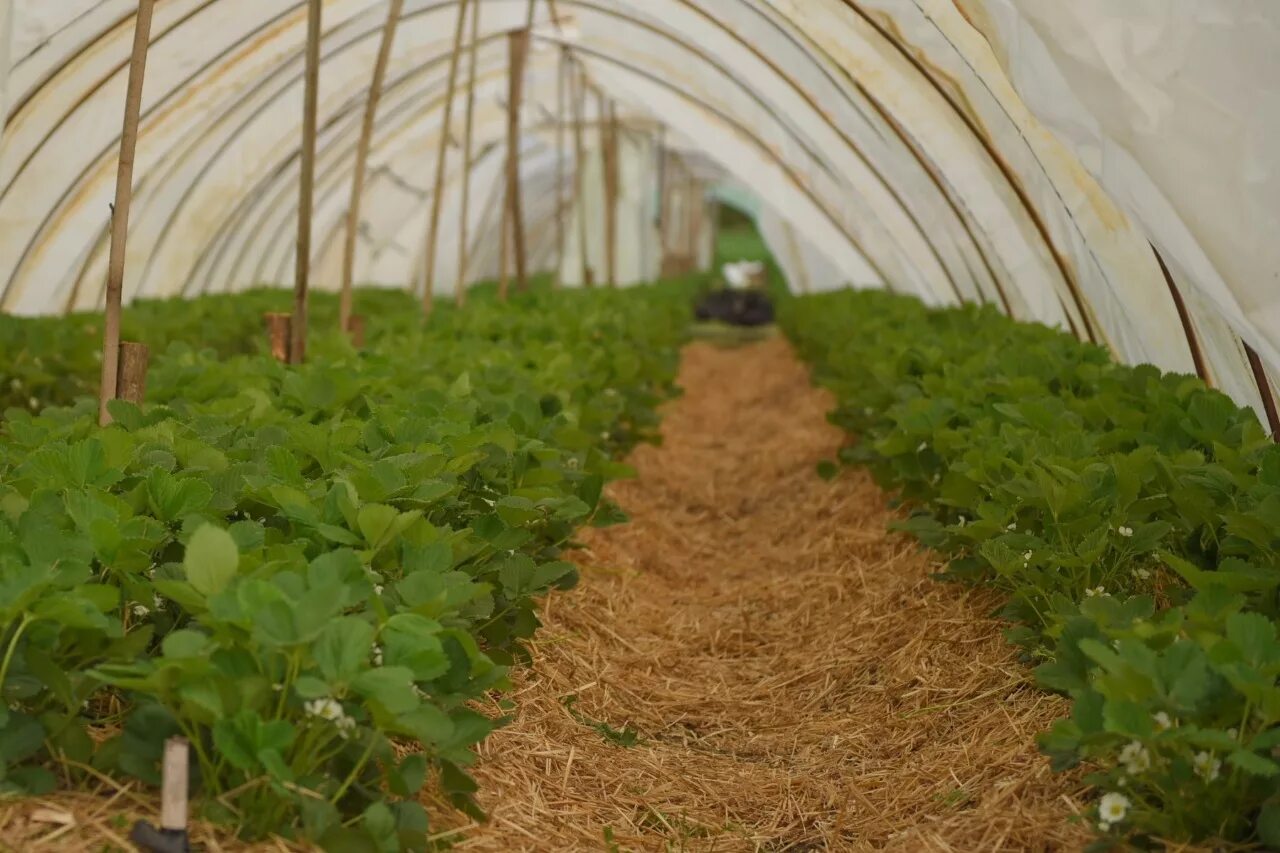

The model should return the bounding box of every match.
[127,737,190,852]
[340,0,405,337]
[265,313,292,362]
[345,315,366,348]
[506,28,531,294]
[97,0,155,427]
[454,0,482,309]
[422,0,471,317]
[160,738,189,832]
[292,0,322,365]
[115,342,150,406]
[570,58,593,286]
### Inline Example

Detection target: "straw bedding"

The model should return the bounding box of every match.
[1,338,1089,851]
[426,338,1089,851]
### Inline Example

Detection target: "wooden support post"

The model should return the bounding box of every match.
[97,0,155,427]
[115,342,150,406]
[160,737,190,832]
[1151,244,1212,387]
[466,178,506,288]
[506,28,531,294]
[340,0,405,336]
[570,59,592,286]
[265,313,292,362]
[658,146,672,271]
[686,171,699,262]
[455,0,482,309]
[498,197,511,301]
[345,315,366,348]
[292,0,322,365]
[422,0,470,317]
[708,198,721,271]
[655,126,666,237]
[1244,342,1280,442]
[600,97,619,288]
[554,46,568,288]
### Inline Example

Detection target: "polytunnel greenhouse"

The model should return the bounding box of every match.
[1,0,1278,849]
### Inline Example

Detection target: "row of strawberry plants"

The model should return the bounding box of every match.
[0,282,689,849]
[0,286,491,415]
[779,289,1280,848]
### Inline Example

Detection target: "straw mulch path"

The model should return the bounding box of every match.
[0,338,1089,852]
[428,338,1090,851]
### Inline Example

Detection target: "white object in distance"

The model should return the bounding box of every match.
[722,260,765,290]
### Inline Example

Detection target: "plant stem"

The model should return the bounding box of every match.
[0,613,35,691]
[329,733,378,805]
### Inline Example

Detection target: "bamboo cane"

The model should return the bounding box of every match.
[506,28,531,294]
[598,92,617,288]
[291,0,322,365]
[470,175,506,286]
[339,0,404,336]
[422,0,471,316]
[97,0,155,427]
[454,0,482,308]
[553,46,567,287]
[570,58,592,286]
[685,170,698,262]
[499,186,510,300]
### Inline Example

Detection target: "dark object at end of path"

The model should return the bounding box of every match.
[694,290,775,327]
[129,822,191,853]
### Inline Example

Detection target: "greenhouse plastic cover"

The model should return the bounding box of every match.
[0,0,1277,422]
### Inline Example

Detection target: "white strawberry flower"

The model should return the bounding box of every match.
[916,441,928,452]
[1153,711,1174,731]
[1193,751,1221,781]
[1134,567,1151,580]
[131,603,150,618]
[1084,586,1108,598]
[1098,792,1130,828]
[372,645,384,667]
[1006,521,1017,531]
[305,698,344,722]
[1118,525,1134,538]
[1118,741,1151,774]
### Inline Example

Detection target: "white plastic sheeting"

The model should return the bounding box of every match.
[0,0,1276,425]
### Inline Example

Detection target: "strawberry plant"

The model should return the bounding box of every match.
[0,280,691,847]
[781,288,1280,847]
